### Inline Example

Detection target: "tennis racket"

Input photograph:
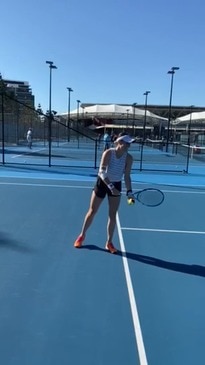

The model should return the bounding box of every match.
[133,188,164,207]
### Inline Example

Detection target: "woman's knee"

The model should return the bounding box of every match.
[87,207,98,217]
[108,210,117,220]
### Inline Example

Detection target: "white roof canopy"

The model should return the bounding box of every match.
[62,104,167,123]
[173,111,205,124]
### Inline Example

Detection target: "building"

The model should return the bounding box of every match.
[0,76,37,144]
[3,79,35,108]
[60,102,205,143]
[81,103,205,120]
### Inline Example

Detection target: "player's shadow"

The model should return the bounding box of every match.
[82,244,205,278]
[0,232,34,253]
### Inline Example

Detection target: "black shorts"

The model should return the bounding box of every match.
[94,177,122,198]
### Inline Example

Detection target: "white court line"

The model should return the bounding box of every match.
[0,181,205,196]
[0,182,92,189]
[116,213,148,365]
[145,189,205,195]
[130,188,205,195]
[121,227,205,235]
[11,147,46,158]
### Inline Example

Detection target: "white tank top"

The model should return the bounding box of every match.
[106,148,127,182]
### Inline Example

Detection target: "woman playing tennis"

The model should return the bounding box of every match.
[74,133,136,253]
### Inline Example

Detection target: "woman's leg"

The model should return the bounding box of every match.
[80,191,103,236]
[107,195,121,243]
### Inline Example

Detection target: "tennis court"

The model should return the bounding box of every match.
[1,138,205,174]
[0,160,204,365]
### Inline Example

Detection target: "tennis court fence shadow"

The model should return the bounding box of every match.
[0,232,35,253]
[81,244,205,278]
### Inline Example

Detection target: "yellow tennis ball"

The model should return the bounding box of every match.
[127,198,135,205]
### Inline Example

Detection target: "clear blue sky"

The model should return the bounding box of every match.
[1,0,205,114]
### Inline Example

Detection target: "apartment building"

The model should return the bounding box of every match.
[3,79,35,108]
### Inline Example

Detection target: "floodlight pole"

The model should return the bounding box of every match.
[186,105,194,173]
[126,109,129,128]
[67,87,73,142]
[0,74,5,164]
[77,99,81,148]
[140,91,150,171]
[132,103,137,136]
[46,60,57,166]
[166,66,179,152]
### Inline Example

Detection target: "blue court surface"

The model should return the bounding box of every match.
[0,162,205,365]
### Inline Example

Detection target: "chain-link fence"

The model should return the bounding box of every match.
[1,91,205,172]
[0,91,99,168]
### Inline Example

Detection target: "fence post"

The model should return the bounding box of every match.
[94,139,98,169]
[1,91,5,164]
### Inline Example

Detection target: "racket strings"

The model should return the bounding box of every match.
[135,189,164,207]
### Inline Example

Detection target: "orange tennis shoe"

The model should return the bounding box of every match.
[74,234,85,248]
[105,242,117,254]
